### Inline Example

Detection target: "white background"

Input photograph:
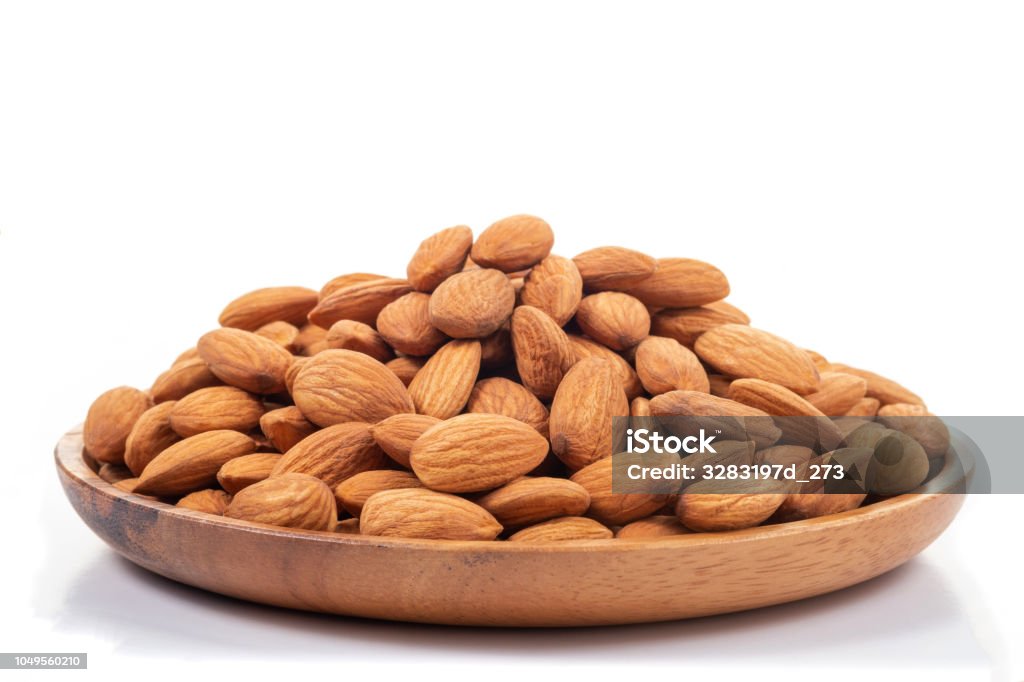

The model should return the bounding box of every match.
[1,1,1022,680]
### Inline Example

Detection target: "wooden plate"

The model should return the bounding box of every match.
[55,426,965,627]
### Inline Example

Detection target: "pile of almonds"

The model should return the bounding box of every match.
[81,214,935,542]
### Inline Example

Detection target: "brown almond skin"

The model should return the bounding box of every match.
[877,404,950,459]
[570,458,666,526]
[270,422,389,488]
[124,401,181,476]
[135,430,256,497]
[803,372,868,415]
[370,413,441,468]
[616,515,692,539]
[479,326,513,368]
[676,484,787,532]
[575,292,651,351]
[648,390,782,449]
[84,386,153,464]
[650,301,751,347]
[325,319,394,363]
[467,377,549,437]
[254,320,300,350]
[98,462,133,484]
[294,323,329,356]
[728,378,843,449]
[519,255,583,326]
[218,286,319,331]
[549,357,629,471]
[334,470,424,516]
[217,452,283,494]
[408,339,481,419]
[150,357,222,403]
[471,214,554,272]
[708,374,733,398]
[828,363,925,407]
[225,473,337,531]
[845,397,881,417]
[177,489,232,515]
[409,414,550,493]
[292,349,415,427]
[695,324,820,394]
[384,356,426,387]
[361,488,502,540]
[620,258,730,308]
[630,397,652,417]
[319,272,388,299]
[308,278,413,329]
[476,477,591,529]
[168,386,265,437]
[756,445,815,467]
[635,336,710,395]
[567,335,644,400]
[510,305,576,399]
[376,292,449,356]
[259,406,317,453]
[508,516,613,543]
[572,246,657,292]
[407,225,473,292]
[428,269,516,339]
[197,328,293,395]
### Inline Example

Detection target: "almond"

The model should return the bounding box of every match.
[828,363,925,407]
[695,324,820,394]
[648,390,782,448]
[728,378,843,449]
[83,386,153,464]
[634,336,710,395]
[518,254,583,326]
[384,356,426,387]
[409,413,549,493]
[254,321,300,350]
[570,457,666,526]
[567,334,644,400]
[325,319,394,362]
[333,470,424,516]
[360,488,502,540]
[150,357,221,403]
[428,268,516,338]
[217,452,282,494]
[805,349,831,371]
[650,301,751,347]
[292,349,415,426]
[225,473,337,531]
[335,518,360,534]
[406,225,474,292]
[376,292,449,356]
[466,377,549,436]
[124,401,181,476]
[676,481,788,532]
[756,444,814,467]
[98,463,133,484]
[572,246,657,291]
[616,515,692,539]
[177,489,232,515]
[408,339,481,418]
[294,323,329,356]
[620,258,730,308]
[308,277,413,328]
[197,328,293,394]
[479,325,513,368]
[845,397,881,417]
[877,404,949,459]
[168,386,264,437]
[284,356,309,394]
[370,413,441,468]
[508,516,612,543]
[135,430,256,497]
[510,305,575,399]
[218,286,319,331]
[319,272,388,299]
[259,406,317,452]
[575,292,651,351]
[549,357,629,471]
[471,214,554,272]
[630,396,651,417]
[270,422,389,488]
[803,371,869,415]
[476,477,590,528]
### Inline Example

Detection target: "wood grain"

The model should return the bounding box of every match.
[55,425,964,627]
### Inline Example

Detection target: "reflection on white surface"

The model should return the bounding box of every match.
[35,540,990,670]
